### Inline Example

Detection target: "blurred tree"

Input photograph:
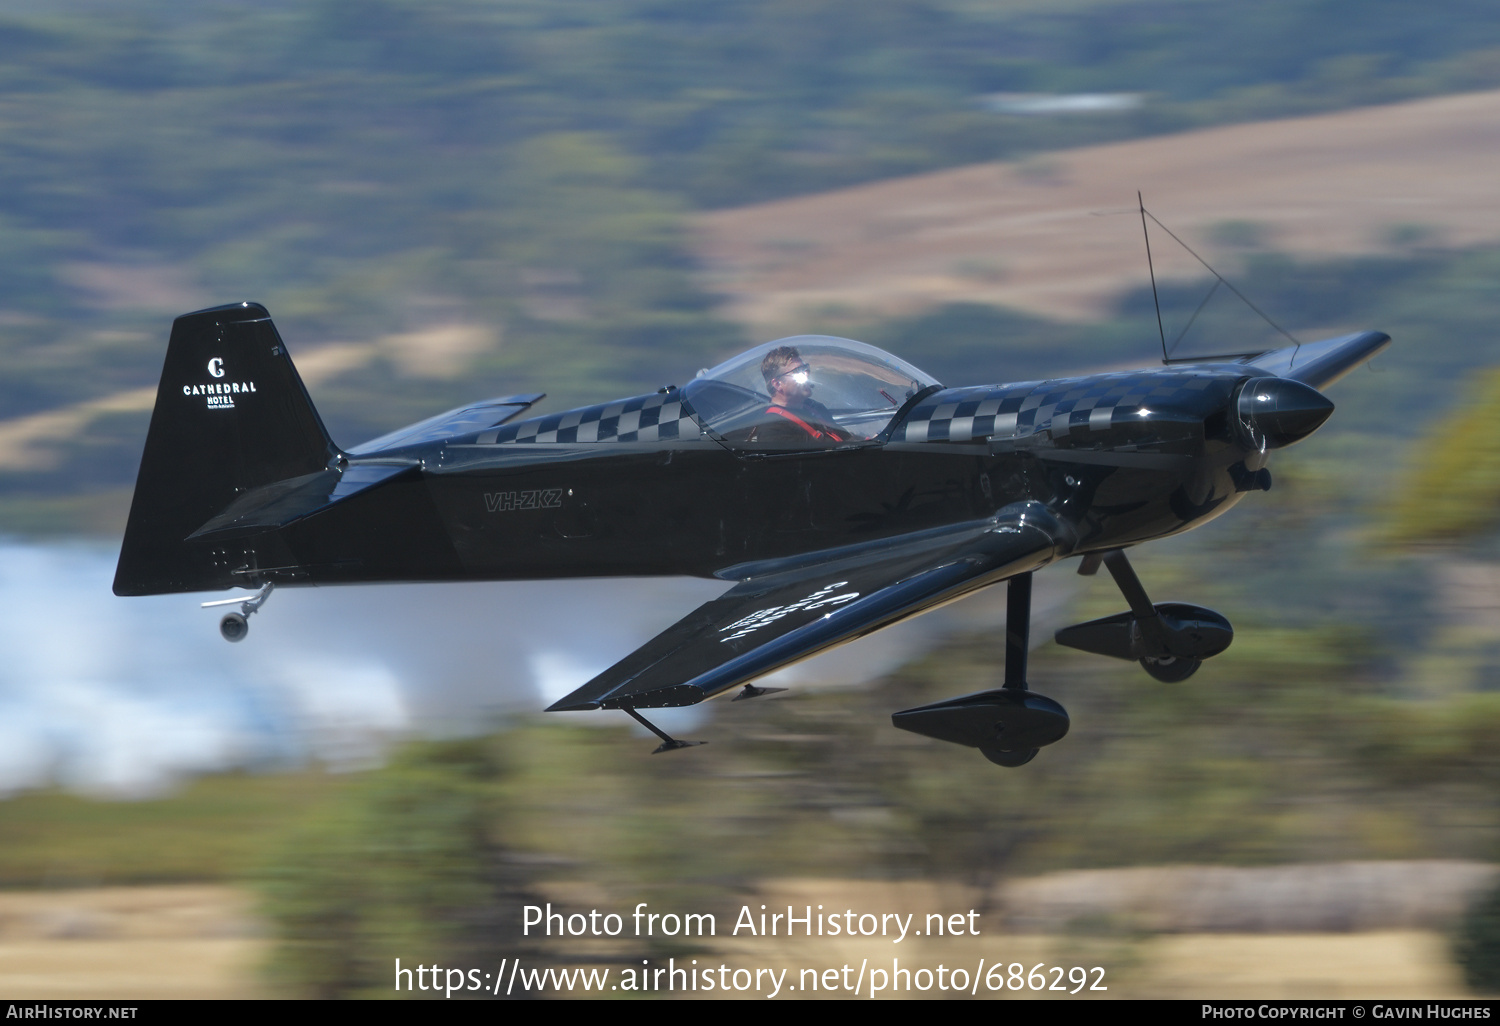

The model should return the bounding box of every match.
[1455,877,1500,993]
[260,737,546,998]
[1384,368,1500,544]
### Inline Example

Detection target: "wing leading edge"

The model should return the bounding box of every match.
[548,502,1074,711]
[1245,330,1390,391]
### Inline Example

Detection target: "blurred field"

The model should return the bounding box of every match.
[1137,933,1469,1000]
[709,929,1470,1000]
[0,886,264,1000]
[717,877,1478,999]
[0,880,1475,1000]
[2,771,1484,1000]
[696,89,1500,330]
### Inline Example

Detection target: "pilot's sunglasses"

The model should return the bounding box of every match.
[777,364,810,384]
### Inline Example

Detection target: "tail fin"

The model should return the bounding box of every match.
[113,302,341,596]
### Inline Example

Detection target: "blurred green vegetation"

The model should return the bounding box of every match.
[1383,368,1500,544]
[0,770,348,887]
[260,739,548,999]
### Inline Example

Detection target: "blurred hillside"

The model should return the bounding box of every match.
[697,90,1500,329]
[3,1,1500,533]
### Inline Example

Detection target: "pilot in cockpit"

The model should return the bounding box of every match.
[751,346,853,443]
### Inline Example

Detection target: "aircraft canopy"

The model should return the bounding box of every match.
[681,335,939,446]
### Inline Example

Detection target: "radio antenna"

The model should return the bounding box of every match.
[1139,191,1168,364]
[1137,194,1303,366]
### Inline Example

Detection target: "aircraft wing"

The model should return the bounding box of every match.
[547,502,1071,711]
[1245,331,1390,391]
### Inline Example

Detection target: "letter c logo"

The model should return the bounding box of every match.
[208,358,225,378]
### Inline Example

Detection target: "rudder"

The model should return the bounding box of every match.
[113,302,340,596]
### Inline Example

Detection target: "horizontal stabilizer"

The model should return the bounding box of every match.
[347,394,544,455]
[188,463,415,541]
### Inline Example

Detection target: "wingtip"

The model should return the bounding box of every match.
[544,699,600,712]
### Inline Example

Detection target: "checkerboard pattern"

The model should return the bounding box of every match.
[480,390,700,445]
[891,370,1229,443]
[480,367,1240,447]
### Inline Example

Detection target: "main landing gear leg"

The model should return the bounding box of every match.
[890,571,1071,768]
[989,572,1044,767]
[1101,549,1201,682]
[1054,548,1233,681]
[621,706,706,755]
[1003,570,1031,690]
[1101,549,1158,629]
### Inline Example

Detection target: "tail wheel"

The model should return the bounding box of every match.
[1140,654,1200,682]
[220,612,249,643]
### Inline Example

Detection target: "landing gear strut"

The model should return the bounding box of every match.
[202,582,274,643]
[891,571,1071,768]
[1055,549,1232,679]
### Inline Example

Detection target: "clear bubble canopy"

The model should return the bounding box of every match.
[682,336,940,445]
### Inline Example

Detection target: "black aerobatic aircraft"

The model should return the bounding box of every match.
[113,301,1388,766]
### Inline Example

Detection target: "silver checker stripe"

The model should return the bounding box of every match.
[487,392,698,445]
[890,369,1241,444]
